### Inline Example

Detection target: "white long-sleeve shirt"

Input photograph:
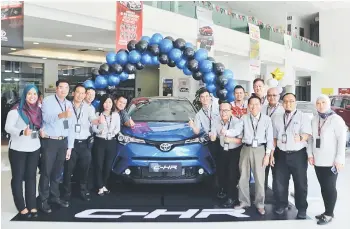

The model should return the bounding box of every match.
[5,109,41,152]
[92,112,120,139]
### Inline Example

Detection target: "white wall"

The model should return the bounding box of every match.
[287,15,312,39]
[311,8,350,101]
[135,66,159,97]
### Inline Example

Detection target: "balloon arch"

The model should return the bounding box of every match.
[84,33,236,108]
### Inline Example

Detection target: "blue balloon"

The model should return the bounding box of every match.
[83,79,95,89]
[203,72,216,85]
[108,74,120,86]
[92,100,100,109]
[128,50,141,64]
[106,52,116,65]
[115,51,128,66]
[223,69,234,80]
[176,59,187,70]
[206,84,216,93]
[227,93,235,103]
[185,42,194,49]
[94,75,108,89]
[194,49,209,62]
[141,36,151,43]
[119,72,129,81]
[151,56,160,65]
[199,59,213,73]
[150,33,163,45]
[225,78,236,92]
[168,48,182,62]
[159,39,173,54]
[140,52,152,65]
[183,66,192,76]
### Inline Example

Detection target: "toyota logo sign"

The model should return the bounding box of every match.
[159,143,172,152]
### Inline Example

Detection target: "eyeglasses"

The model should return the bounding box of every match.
[267,94,278,97]
[220,109,231,113]
[283,100,295,104]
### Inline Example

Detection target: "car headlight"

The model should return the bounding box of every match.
[118,133,145,145]
[185,135,209,145]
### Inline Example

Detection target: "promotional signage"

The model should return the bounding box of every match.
[339,88,350,95]
[248,23,261,76]
[1,1,24,48]
[196,6,214,56]
[116,1,143,50]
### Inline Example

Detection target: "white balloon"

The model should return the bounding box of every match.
[277,86,283,94]
[267,78,278,87]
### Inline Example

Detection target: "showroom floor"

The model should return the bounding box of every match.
[1,144,350,229]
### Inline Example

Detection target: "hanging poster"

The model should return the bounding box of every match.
[116,1,143,50]
[248,23,261,76]
[1,1,24,48]
[338,88,350,95]
[196,6,214,56]
[162,79,173,96]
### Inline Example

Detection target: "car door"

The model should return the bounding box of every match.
[339,98,350,128]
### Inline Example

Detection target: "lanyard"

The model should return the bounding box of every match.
[55,95,66,112]
[261,96,266,105]
[250,113,261,138]
[221,116,232,131]
[283,110,298,132]
[202,105,213,129]
[266,103,279,117]
[318,117,329,136]
[73,102,83,123]
[103,114,112,132]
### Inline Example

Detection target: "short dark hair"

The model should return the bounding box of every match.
[198,88,210,97]
[86,87,96,92]
[234,85,245,92]
[73,84,86,92]
[56,79,69,87]
[115,94,127,101]
[248,95,261,104]
[219,100,231,107]
[98,94,116,115]
[282,93,296,100]
[253,78,264,85]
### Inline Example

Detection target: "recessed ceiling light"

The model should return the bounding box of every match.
[66,34,72,37]
[33,42,39,45]
[10,48,16,50]
[98,48,103,50]
[42,57,47,59]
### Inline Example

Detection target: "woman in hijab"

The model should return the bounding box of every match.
[5,84,42,219]
[307,94,347,225]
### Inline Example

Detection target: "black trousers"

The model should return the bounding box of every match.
[63,139,92,196]
[8,148,40,211]
[315,166,338,217]
[265,165,279,202]
[93,137,117,189]
[274,147,308,211]
[38,138,67,202]
[208,139,220,187]
[217,146,242,201]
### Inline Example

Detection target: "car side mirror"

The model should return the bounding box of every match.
[346,105,350,110]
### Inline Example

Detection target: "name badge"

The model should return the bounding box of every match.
[107,133,113,140]
[63,120,69,129]
[282,134,287,144]
[75,124,81,133]
[252,139,258,148]
[224,143,229,151]
[316,138,321,148]
[31,131,38,139]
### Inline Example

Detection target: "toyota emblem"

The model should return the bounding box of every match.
[159,143,172,152]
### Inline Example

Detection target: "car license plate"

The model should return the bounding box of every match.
[149,162,182,173]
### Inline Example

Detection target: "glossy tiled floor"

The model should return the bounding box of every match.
[1,145,350,229]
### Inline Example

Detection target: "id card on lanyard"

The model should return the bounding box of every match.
[282,111,297,144]
[250,114,261,148]
[104,114,113,140]
[316,117,328,148]
[73,103,83,133]
[203,105,212,133]
[55,95,68,129]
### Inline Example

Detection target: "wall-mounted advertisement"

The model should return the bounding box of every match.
[116,1,143,50]
[248,23,261,76]
[196,6,214,56]
[162,79,173,96]
[1,1,24,48]
[178,78,190,97]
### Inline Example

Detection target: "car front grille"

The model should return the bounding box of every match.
[128,166,200,179]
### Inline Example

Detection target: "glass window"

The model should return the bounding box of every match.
[128,98,196,122]
[332,98,342,108]
[1,61,44,105]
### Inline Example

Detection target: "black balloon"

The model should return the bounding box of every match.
[183,47,195,59]
[135,62,144,70]
[99,64,109,75]
[187,59,199,72]
[136,40,149,53]
[109,63,123,74]
[164,36,175,42]
[216,74,229,88]
[167,60,176,68]
[159,54,169,64]
[207,57,216,63]
[192,71,203,81]
[91,68,99,80]
[148,44,160,56]
[213,62,225,74]
[117,49,129,54]
[216,88,228,100]
[127,40,137,51]
[174,38,186,50]
[124,63,136,74]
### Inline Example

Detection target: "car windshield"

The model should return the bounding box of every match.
[127,98,197,122]
[296,102,317,115]
[332,98,343,107]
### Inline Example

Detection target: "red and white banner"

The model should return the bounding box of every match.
[116,1,143,51]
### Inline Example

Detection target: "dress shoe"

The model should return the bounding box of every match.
[257,208,266,215]
[30,211,38,218]
[317,215,332,225]
[50,199,69,208]
[19,212,32,220]
[296,210,307,219]
[216,188,226,199]
[81,192,91,201]
[315,213,325,220]
[40,200,52,214]
[222,198,235,208]
[274,207,285,215]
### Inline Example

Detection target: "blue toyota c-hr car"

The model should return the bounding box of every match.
[111,96,215,184]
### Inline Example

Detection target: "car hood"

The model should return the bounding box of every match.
[122,122,196,141]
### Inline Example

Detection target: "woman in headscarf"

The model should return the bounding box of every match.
[5,84,42,219]
[307,94,347,225]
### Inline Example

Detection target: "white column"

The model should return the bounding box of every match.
[43,60,58,96]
